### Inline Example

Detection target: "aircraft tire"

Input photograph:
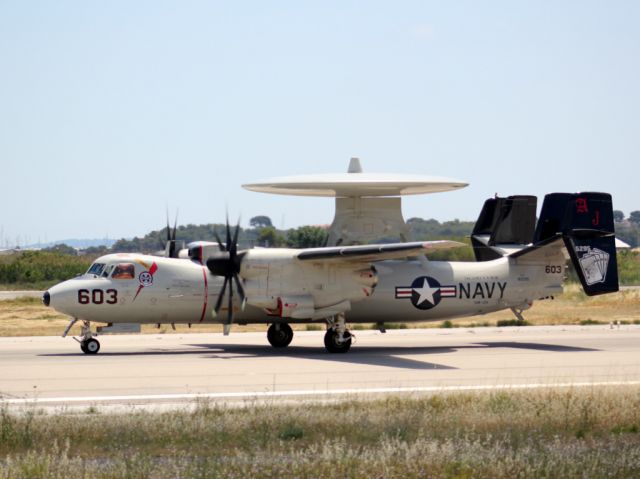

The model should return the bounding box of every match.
[324,329,352,353]
[267,323,294,348]
[82,338,100,355]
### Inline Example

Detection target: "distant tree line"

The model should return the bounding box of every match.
[2,213,638,288]
[104,216,478,253]
[613,210,640,248]
[36,211,640,256]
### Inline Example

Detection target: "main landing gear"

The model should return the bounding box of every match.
[266,315,353,353]
[267,323,294,348]
[63,318,100,355]
[324,314,352,353]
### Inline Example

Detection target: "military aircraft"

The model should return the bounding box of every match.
[43,189,618,354]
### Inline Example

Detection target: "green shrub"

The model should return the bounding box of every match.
[580,319,604,325]
[0,252,91,286]
[496,319,530,327]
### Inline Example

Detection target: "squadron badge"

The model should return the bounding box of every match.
[576,246,610,285]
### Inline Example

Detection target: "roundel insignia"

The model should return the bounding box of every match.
[139,271,154,286]
[395,276,457,310]
[410,276,442,310]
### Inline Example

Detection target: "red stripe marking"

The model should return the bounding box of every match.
[199,266,208,323]
[133,284,144,301]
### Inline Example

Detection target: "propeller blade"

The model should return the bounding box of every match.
[233,274,246,307]
[227,276,234,326]
[213,277,228,314]
[213,229,226,252]
[172,210,179,241]
[225,214,232,254]
[166,207,171,242]
[231,219,241,255]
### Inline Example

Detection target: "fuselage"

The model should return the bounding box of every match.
[45,252,564,325]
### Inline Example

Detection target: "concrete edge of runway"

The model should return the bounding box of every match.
[2,323,640,344]
[4,380,640,415]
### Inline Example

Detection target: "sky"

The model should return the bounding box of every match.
[1,1,638,245]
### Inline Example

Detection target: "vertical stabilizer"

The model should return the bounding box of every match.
[471,195,537,261]
[535,192,618,296]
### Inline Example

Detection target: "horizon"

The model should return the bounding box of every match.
[3,211,481,249]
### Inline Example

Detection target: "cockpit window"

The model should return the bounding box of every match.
[87,263,105,276]
[112,263,135,280]
[101,264,114,278]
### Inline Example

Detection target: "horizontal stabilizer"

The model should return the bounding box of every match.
[509,234,564,261]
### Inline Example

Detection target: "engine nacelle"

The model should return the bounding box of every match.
[187,241,224,263]
[353,266,378,289]
[239,249,380,318]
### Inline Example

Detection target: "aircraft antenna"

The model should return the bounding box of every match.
[348,157,362,173]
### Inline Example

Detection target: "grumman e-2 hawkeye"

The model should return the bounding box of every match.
[43,161,619,354]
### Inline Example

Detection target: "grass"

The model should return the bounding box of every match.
[2,387,640,477]
[436,283,640,329]
[1,284,639,337]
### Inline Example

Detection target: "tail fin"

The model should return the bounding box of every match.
[533,192,618,296]
[473,192,619,296]
[471,195,537,261]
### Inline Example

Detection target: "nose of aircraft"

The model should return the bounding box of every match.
[42,291,51,307]
[44,282,75,314]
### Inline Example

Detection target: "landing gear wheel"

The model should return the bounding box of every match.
[81,338,100,355]
[267,323,294,348]
[324,329,352,353]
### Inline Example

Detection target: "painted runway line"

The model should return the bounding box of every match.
[4,380,640,406]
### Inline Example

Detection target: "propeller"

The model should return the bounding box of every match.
[165,209,179,258]
[206,216,246,335]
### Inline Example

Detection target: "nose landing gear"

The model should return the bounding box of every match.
[80,337,100,354]
[78,321,100,354]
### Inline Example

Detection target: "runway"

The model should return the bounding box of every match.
[0,290,43,300]
[1,325,640,410]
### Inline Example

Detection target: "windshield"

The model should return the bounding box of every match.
[87,263,105,276]
[101,265,114,278]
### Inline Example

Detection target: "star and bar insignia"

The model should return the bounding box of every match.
[395,276,456,310]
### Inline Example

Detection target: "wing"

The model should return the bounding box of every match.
[296,240,465,263]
